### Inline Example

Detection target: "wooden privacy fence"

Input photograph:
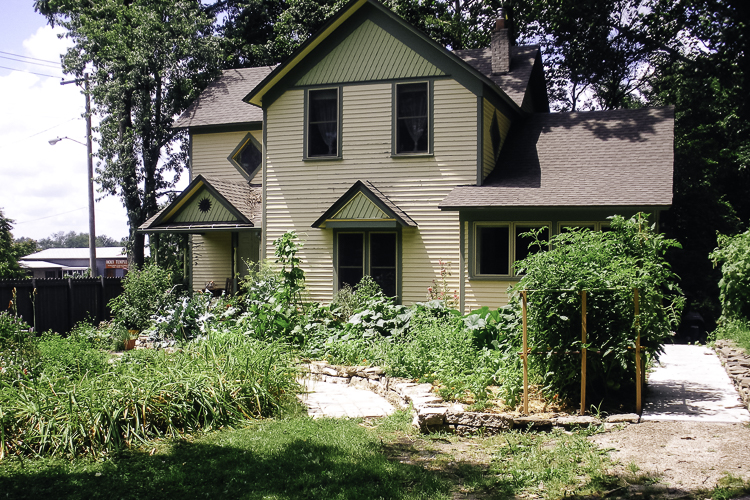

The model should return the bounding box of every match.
[0,278,124,334]
[519,288,647,416]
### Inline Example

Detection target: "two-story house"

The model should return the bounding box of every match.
[140,0,674,313]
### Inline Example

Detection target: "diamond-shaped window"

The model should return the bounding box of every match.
[228,134,262,180]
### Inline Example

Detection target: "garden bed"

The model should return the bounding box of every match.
[301,361,640,435]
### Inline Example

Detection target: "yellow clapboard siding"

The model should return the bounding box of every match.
[265,80,474,304]
[192,130,263,183]
[191,233,231,292]
[481,99,511,182]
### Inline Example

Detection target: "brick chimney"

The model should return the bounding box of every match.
[491,10,511,75]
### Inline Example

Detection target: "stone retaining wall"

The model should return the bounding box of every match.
[714,339,750,410]
[301,360,639,434]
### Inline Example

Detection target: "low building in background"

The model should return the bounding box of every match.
[19,247,129,278]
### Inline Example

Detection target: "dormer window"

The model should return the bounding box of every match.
[395,82,430,155]
[306,88,340,158]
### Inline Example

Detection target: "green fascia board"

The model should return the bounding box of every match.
[312,180,412,228]
[227,132,263,181]
[295,19,445,86]
[139,226,259,235]
[189,122,263,135]
[245,0,522,118]
[455,206,669,219]
[325,220,399,229]
[152,175,252,227]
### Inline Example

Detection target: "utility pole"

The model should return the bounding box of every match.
[58,74,97,276]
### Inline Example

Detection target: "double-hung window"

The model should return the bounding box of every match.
[395,82,429,154]
[336,231,398,297]
[306,88,339,158]
[473,222,549,278]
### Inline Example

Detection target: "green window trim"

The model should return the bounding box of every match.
[227,133,263,181]
[470,221,550,280]
[391,80,434,157]
[304,86,343,160]
[333,228,402,300]
[557,221,611,233]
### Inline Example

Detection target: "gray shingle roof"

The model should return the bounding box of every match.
[440,107,674,209]
[453,46,540,108]
[173,67,274,129]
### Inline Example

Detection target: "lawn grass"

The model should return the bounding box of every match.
[0,406,626,500]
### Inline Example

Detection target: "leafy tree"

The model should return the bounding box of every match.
[35,0,223,267]
[0,209,27,279]
[36,231,124,250]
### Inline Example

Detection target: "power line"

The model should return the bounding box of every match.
[0,50,59,65]
[0,65,63,79]
[0,54,61,69]
[16,206,89,224]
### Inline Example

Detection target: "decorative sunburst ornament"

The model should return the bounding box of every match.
[198,197,212,213]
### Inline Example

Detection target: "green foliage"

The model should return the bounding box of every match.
[35,0,222,266]
[0,311,31,345]
[514,214,683,403]
[36,231,123,250]
[710,230,750,322]
[0,208,27,279]
[238,232,307,343]
[0,329,298,458]
[712,319,750,354]
[108,264,173,331]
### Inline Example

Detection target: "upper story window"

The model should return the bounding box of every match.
[307,88,339,158]
[395,82,429,155]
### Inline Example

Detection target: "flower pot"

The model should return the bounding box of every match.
[124,338,136,350]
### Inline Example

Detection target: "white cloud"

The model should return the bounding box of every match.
[0,25,130,241]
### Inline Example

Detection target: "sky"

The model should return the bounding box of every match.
[0,0,187,243]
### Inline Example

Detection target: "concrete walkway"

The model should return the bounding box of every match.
[297,378,396,419]
[643,344,750,423]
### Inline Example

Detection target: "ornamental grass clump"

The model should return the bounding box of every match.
[0,330,298,458]
[513,213,683,404]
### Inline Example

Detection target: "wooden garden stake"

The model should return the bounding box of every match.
[634,288,642,414]
[522,290,529,414]
[580,290,587,416]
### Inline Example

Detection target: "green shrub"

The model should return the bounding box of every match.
[711,229,750,322]
[108,264,173,331]
[514,213,683,403]
[35,332,108,378]
[712,318,750,352]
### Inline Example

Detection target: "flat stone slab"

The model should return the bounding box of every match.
[643,344,750,423]
[297,378,395,419]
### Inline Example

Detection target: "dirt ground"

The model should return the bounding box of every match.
[590,420,750,495]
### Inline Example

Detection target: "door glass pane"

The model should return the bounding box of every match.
[477,225,509,275]
[338,233,363,290]
[370,232,397,297]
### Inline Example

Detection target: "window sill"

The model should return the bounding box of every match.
[469,275,522,282]
[303,156,343,162]
[390,153,433,159]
